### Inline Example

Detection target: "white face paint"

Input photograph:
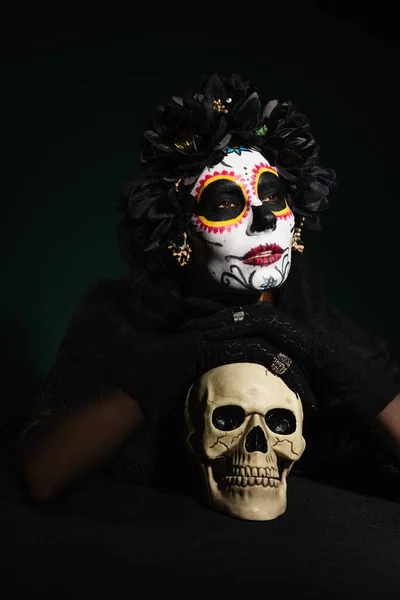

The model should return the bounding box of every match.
[189,147,295,292]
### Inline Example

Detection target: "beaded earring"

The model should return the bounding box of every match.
[168,232,192,266]
[292,216,305,253]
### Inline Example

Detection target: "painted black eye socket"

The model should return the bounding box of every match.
[257,172,286,212]
[212,405,246,431]
[198,178,246,222]
[265,408,296,434]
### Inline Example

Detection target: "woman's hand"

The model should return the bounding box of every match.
[184,302,400,423]
[185,301,314,359]
[104,316,317,421]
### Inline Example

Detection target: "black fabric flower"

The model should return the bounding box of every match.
[286,166,336,229]
[141,73,264,182]
[255,100,336,229]
[116,177,198,251]
[119,73,336,250]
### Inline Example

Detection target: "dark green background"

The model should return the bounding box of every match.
[1,5,399,426]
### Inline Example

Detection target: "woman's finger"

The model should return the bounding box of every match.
[184,308,239,331]
[203,321,260,342]
[184,302,275,332]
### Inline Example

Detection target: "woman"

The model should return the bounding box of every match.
[5,72,400,504]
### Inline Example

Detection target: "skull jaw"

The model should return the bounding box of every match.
[203,463,290,521]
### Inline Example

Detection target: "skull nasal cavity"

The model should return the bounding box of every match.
[245,426,268,453]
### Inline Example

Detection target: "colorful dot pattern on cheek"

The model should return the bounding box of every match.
[193,170,251,233]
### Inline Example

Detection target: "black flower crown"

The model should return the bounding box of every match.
[117,73,336,251]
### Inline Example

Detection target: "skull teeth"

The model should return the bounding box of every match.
[231,466,280,478]
[221,476,280,488]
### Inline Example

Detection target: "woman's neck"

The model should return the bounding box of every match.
[257,290,277,304]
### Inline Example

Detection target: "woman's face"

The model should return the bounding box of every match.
[189,147,295,293]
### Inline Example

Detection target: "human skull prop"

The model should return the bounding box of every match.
[184,362,306,521]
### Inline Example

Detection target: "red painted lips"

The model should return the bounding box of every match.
[242,243,283,266]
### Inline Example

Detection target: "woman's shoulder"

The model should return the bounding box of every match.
[63,270,181,344]
[68,276,134,323]
[54,276,145,353]
[77,276,133,307]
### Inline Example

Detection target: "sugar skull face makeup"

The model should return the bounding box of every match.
[189,147,295,292]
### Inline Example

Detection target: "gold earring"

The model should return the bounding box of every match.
[168,232,192,267]
[292,217,305,253]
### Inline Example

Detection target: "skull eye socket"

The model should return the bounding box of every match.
[265,408,296,434]
[212,405,245,431]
